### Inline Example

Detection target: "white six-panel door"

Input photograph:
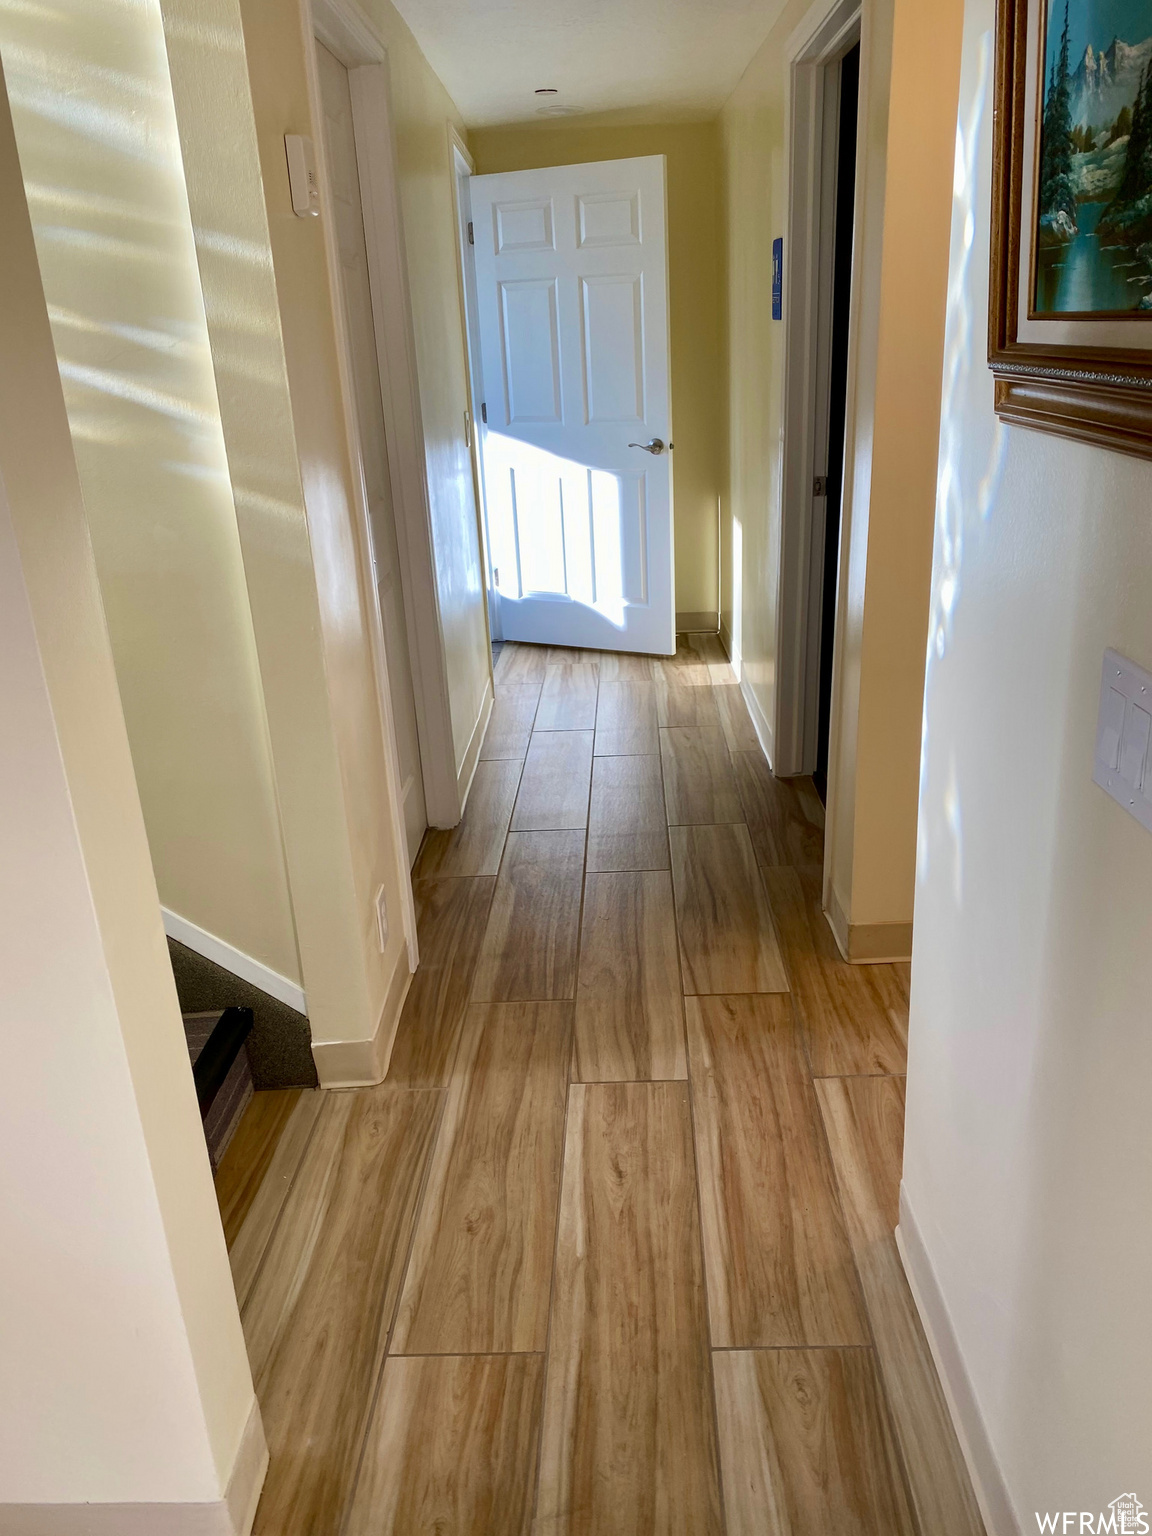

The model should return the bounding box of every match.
[469,156,674,656]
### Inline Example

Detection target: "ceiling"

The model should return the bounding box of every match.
[389,0,788,127]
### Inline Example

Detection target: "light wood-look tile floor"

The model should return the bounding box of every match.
[226,636,986,1536]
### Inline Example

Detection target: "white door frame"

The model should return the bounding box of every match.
[773,0,861,775]
[448,128,500,642]
[303,0,460,838]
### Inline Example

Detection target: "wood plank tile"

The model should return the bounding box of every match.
[228,1089,323,1311]
[684,631,737,683]
[535,663,599,731]
[764,866,908,1075]
[594,679,659,756]
[471,830,584,1002]
[215,1088,302,1251]
[654,665,720,728]
[392,1002,571,1354]
[685,996,867,1346]
[547,645,602,665]
[713,1348,916,1536]
[575,872,686,1082]
[732,753,825,868]
[482,683,540,761]
[511,730,593,831]
[385,876,496,1088]
[598,650,655,680]
[714,683,760,751]
[537,1081,723,1535]
[660,725,743,825]
[495,643,548,684]
[669,824,789,995]
[345,1354,544,1536]
[416,758,522,878]
[586,753,669,872]
[816,1076,986,1536]
[246,1086,441,1536]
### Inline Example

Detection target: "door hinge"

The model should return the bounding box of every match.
[467,220,474,245]
[481,402,487,424]
[813,475,828,497]
[493,567,500,587]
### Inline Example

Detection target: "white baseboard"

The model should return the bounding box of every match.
[720,616,735,665]
[2,1399,267,1535]
[676,610,718,632]
[455,679,494,820]
[162,908,306,1016]
[310,942,412,1088]
[739,672,775,770]
[897,1185,1021,1536]
[225,1397,268,1536]
[824,884,914,964]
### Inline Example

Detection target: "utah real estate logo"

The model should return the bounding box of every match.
[1036,1494,1148,1533]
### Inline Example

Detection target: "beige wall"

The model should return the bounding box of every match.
[719,0,962,945]
[471,118,725,623]
[0,59,259,1514]
[904,0,1152,1523]
[0,0,300,984]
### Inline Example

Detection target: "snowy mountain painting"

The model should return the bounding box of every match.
[1034,0,1152,313]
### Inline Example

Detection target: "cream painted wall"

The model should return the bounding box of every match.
[905,0,1152,1522]
[471,119,724,622]
[719,0,962,945]
[356,0,493,773]
[0,0,300,984]
[0,61,258,1511]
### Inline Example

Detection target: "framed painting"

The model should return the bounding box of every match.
[990,0,1152,456]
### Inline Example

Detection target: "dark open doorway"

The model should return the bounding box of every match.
[814,40,859,802]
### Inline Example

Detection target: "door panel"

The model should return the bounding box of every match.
[316,42,426,862]
[470,156,673,656]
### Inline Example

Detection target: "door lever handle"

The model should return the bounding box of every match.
[628,437,665,455]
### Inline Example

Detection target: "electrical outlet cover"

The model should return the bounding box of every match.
[1093,649,1152,835]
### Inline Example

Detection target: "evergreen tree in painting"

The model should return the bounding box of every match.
[1101,62,1152,250]
[1038,0,1078,243]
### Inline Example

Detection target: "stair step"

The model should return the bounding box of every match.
[183,1008,254,1170]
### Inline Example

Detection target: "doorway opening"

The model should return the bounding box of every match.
[814,41,859,800]
[773,1,861,790]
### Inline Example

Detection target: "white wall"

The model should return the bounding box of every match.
[904,0,1152,1525]
[0,0,301,985]
[0,58,261,1524]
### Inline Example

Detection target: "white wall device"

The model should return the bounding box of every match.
[284,134,321,217]
[1093,648,1152,835]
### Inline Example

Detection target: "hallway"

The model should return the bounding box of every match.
[224,638,984,1535]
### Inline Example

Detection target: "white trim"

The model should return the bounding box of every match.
[676,610,719,632]
[225,1397,268,1536]
[456,678,494,812]
[161,908,307,1015]
[311,943,412,1087]
[1,1400,267,1536]
[740,672,776,772]
[897,1186,1022,1536]
[303,18,423,970]
[449,129,501,646]
[307,0,460,830]
[774,0,861,776]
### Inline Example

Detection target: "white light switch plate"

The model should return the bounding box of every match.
[1093,649,1152,835]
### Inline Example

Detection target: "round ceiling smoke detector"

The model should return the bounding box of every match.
[536,104,583,116]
